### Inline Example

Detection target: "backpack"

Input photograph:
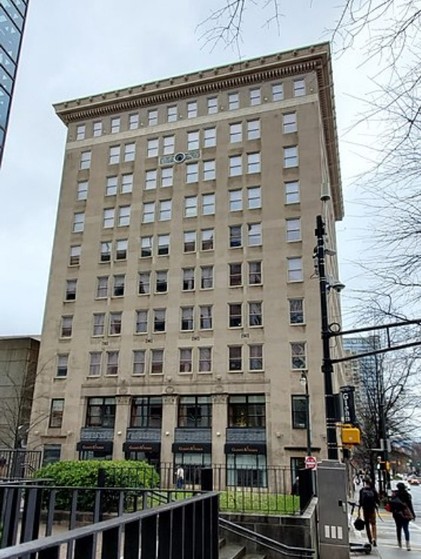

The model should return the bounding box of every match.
[360,487,376,510]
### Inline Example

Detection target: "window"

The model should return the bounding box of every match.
[184,231,196,252]
[124,143,136,162]
[199,347,212,373]
[202,193,215,215]
[187,101,197,119]
[250,88,261,105]
[131,396,162,427]
[207,97,218,114]
[286,218,301,241]
[118,205,131,227]
[115,239,127,260]
[132,351,146,376]
[80,151,91,170]
[96,276,108,298]
[292,395,308,428]
[69,245,81,266]
[49,399,64,428]
[229,190,242,212]
[93,121,102,137]
[77,180,88,201]
[247,152,260,174]
[109,146,120,165]
[100,241,112,262]
[228,395,265,427]
[157,234,170,255]
[148,109,158,126]
[284,146,298,168]
[113,274,125,297]
[248,223,262,246]
[155,270,168,293]
[229,155,242,177]
[147,138,159,157]
[178,396,212,428]
[103,208,115,228]
[106,176,118,196]
[294,78,306,97]
[287,257,303,282]
[200,305,212,329]
[283,112,297,134]
[93,313,105,336]
[229,303,242,327]
[201,266,213,289]
[248,186,261,209]
[138,272,150,294]
[167,105,177,122]
[65,279,77,301]
[289,299,304,324]
[151,349,164,374]
[203,127,216,147]
[135,310,148,333]
[89,352,101,376]
[111,116,120,134]
[285,181,300,204]
[182,268,195,291]
[159,200,172,221]
[185,196,198,217]
[228,92,239,110]
[56,354,68,378]
[248,261,262,285]
[230,123,242,143]
[140,236,153,257]
[272,83,283,101]
[179,348,192,373]
[201,229,214,250]
[249,345,263,371]
[291,342,306,369]
[129,113,139,130]
[186,162,198,183]
[154,309,166,332]
[86,397,116,427]
[228,346,242,371]
[247,120,260,140]
[145,169,157,190]
[60,316,73,337]
[72,212,85,233]
[229,225,242,248]
[161,167,173,187]
[249,302,262,327]
[163,135,175,155]
[187,131,199,151]
[203,160,216,181]
[142,202,155,223]
[121,174,133,193]
[181,307,194,331]
[109,312,122,335]
[229,263,242,286]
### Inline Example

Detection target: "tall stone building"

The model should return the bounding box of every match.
[29,43,345,483]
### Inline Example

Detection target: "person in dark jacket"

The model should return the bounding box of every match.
[358,477,380,546]
[390,483,416,550]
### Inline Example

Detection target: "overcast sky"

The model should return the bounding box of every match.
[0,0,376,336]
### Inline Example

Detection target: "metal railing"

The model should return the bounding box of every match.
[0,492,220,559]
[0,450,41,480]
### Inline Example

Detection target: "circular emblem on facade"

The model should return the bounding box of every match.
[174,152,186,164]
[165,385,175,394]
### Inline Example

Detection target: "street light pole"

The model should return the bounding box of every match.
[300,372,312,456]
[315,215,339,460]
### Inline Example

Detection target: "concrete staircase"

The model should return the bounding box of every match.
[219,537,266,559]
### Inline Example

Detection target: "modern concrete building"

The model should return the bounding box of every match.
[29,43,345,483]
[0,0,30,166]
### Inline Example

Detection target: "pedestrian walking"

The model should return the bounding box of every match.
[358,477,380,547]
[176,465,184,489]
[353,470,363,502]
[390,482,416,551]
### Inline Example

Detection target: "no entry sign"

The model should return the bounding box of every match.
[305,455,317,470]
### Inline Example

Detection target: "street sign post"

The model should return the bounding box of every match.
[305,455,317,470]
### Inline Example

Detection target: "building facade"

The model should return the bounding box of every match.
[29,43,345,483]
[0,0,30,166]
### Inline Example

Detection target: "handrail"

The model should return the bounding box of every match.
[219,517,315,558]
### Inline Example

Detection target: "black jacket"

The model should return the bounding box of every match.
[391,489,415,519]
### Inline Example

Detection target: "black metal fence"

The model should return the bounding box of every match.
[0,450,41,480]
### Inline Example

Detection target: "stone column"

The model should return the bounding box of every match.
[114,395,130,460]
[212,393,228,489]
